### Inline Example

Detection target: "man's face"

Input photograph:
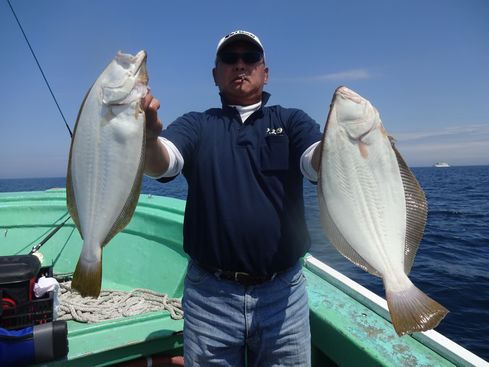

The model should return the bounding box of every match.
[213,41,269,106]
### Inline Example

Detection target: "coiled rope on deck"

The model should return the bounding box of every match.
[58,282,183,323]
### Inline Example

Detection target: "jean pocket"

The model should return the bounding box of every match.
[276,267,306,287]
[185,262,211,285]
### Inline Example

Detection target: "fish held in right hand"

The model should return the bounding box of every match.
[67,50,148,297]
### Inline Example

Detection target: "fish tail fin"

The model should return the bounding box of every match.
[71,246,103,298]
[385,281,449,336]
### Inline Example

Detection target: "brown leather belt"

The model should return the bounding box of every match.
[199,264,278,286]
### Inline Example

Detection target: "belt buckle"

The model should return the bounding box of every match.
[234,271,250,282]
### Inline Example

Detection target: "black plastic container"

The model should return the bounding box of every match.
[0,255,54,330]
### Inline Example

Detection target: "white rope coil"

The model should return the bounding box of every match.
[58,281,183,323]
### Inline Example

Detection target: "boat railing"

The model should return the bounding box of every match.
[304,255,488,367]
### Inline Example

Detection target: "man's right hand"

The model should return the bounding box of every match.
[142,89,162,141]
[142,89,170,177]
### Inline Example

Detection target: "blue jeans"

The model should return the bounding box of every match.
[183,261,311,366]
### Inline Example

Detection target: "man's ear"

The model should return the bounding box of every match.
[212,68,218,86]
[264,67,269,85]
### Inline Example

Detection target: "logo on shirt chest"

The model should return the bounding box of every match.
[266,127,283,135]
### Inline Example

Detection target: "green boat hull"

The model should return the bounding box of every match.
[0,190,485,366]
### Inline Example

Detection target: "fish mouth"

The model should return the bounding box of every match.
[114,50,148,81]
[133,50,147,73]
[134,50,148,75]
[133,51,148,84]
[335,86,364,104]
[334,85,373,120]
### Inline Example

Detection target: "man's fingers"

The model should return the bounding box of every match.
[149,97,161,113]
[143,91,160,124]
[142,90,163,140]
[146,98,161,126]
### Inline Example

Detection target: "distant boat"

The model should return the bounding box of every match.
[433,162,450,168]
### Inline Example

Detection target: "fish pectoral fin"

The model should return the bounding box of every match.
[385,281,448,336]
[71,251,103,298]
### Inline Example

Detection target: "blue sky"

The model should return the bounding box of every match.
[1,0,488,178]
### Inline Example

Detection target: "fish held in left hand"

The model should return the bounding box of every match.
[317,86,448,336]
[66,50,148,297]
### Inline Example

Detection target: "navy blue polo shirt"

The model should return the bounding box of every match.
[160,92,322,275]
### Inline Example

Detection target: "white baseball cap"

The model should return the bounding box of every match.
[216,30,265,55]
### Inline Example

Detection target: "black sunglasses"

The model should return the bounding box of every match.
[219,51,263,65]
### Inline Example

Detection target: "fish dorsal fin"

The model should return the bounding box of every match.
[66,158,82,237]
[65,88,91,237]
[317,182,382,277]
[390,139,428,274]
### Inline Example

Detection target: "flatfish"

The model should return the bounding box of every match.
[66,51,148,297]
[318,86,448,335]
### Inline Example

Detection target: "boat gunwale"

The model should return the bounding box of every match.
[304,255,488,367]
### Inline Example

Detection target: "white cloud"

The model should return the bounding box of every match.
[315,69,372,81]
[273,68,372,83]
[393,124,489,142]
[392,123,489,166]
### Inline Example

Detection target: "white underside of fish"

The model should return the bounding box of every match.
[67,51,147,297]
[318,86,448,335]
[70,101,144,254]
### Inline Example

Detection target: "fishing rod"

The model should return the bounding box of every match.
[7,0,75,257]
[6,0,73,138]
[29,214,75,281]
[29,215,71,255]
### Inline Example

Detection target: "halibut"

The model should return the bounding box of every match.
[318,86,448,335]
[66,51,148,297]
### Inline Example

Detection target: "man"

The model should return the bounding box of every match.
[143,30,322,366]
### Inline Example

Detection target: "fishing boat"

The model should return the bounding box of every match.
[433,162,451,168]
[1,189,487,367]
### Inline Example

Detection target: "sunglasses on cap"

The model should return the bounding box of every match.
[219,51,263,65]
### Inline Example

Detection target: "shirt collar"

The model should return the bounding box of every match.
[220,91,271,108]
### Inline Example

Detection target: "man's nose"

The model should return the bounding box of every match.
[234,59,246,70]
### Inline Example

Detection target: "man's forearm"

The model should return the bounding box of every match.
[144,137,170,177]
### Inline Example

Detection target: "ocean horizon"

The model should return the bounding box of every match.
[3,163,486,181]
